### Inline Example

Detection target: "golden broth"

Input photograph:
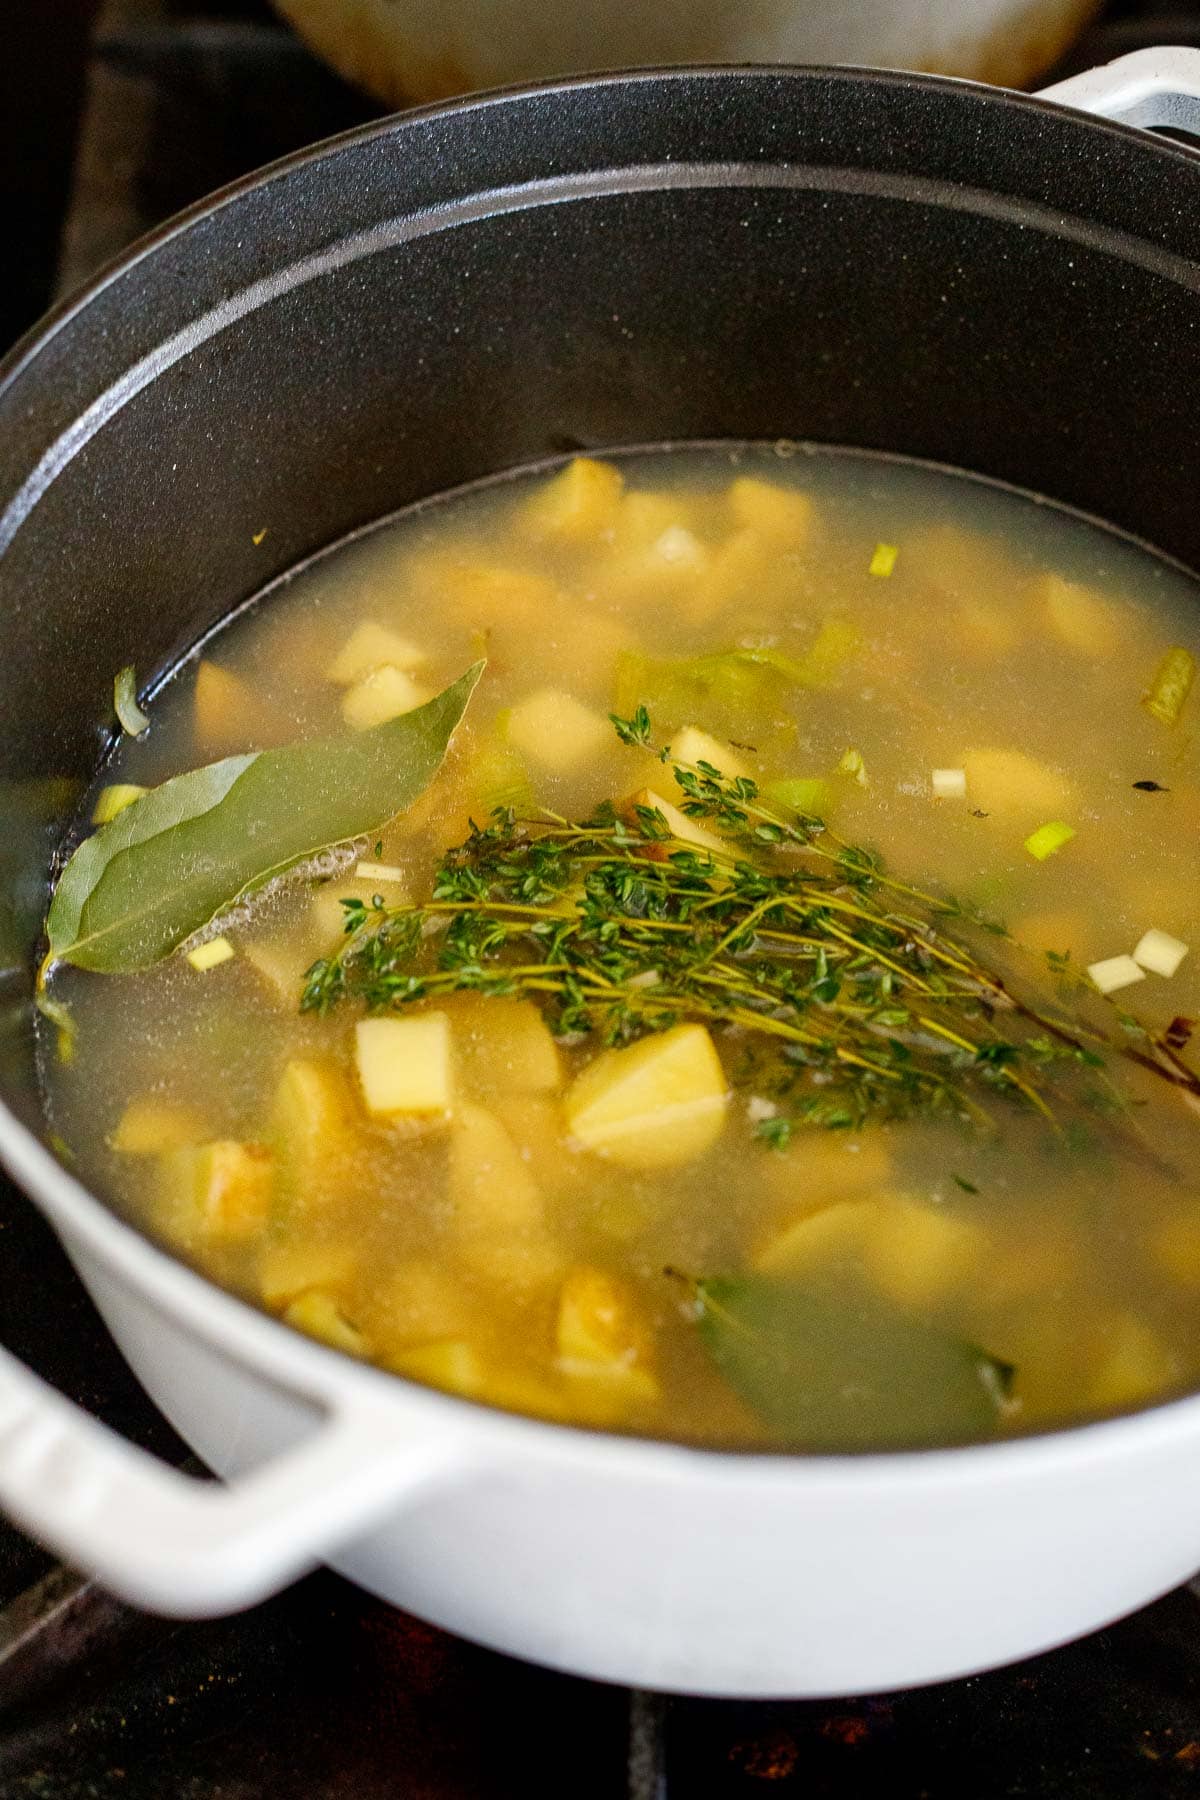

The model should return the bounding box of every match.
[39,445,1200,1450]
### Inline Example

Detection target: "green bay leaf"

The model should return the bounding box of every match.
[696,1274,1009,1450]
[46,660,484,973]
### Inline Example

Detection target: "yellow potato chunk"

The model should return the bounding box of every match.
[1087,1314,1177,1410]
[520,456,624,542]
[242,934,315,1005]
[340,663,432,731]
[556,1267,648,1372]
[954,596,1018,657]
[193,659,260,753]
[668,725,751,780]
[270,1057,355,1197]
[326,620,427,685]
[260,1238,358,1308]
[1039,573,1121,657]
[310,869,409,948]
[728,476,813,543]
[961,747,1076,819]
[626,788,726,858]
[565,1023,728,1169]
[157,1140,273,1247]
[612,490,695,552]
[560,1361,662,1424]
[1151,1211,1200,1287]
[371,1257,473,1348]
[283,1290,368,1357]
[450,1102,543,1233]
[755,1195,984,1308]
[506,687,612,774]
[759,1132,892,1215]
[389,1338,484,1396]
[448,996,562,1098]
[109,1098,207,1156]
[355,1013,453,1119]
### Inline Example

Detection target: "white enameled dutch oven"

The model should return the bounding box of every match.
[0,48,1199,1698]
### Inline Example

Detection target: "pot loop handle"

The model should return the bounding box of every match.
[0,1337,463,1616]
[1037,45,1200,136]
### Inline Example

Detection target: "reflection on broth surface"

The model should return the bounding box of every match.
[38,444,1200,1451]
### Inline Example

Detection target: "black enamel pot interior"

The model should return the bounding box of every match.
[2,61,1199,1117]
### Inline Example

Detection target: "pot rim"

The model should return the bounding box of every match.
[4,57,1200,1483]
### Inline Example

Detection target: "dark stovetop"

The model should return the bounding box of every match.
[6,2,1200,1794]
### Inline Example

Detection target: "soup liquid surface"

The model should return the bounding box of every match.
[41,445,1200,1451]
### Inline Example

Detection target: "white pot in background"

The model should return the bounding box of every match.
[270,0,1101,104]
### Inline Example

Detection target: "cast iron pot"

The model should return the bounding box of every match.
[0,47,1198,1698]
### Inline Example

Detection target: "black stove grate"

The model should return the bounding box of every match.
[5,1,1200,1793]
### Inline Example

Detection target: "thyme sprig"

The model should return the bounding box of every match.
[300,711,1194,1144]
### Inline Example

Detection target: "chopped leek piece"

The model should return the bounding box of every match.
[1143,646,1196,726]
[114,666,150,738]
[352,861,407,886]
[837,748,867,786]
[765,776,832,818]
[931,768,967,800]
[91,783,147,825]
[1132,928,1189,978]
[185,936,236,972]
[1024,820,1075,861]
[868,542,898,578]
[1088,954,1145,995]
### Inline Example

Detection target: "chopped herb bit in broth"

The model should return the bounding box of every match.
[38,445,1200,1453]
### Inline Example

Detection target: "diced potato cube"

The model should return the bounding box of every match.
[109,1098,207,1156]
[185,935,235,972]
[759,1132,892,1214]
[282,1290,368,1357]
[613,491,695,552]
[91,783,147,825]
[556,1267,648,1372]
[193,659,260,753]
[693,527,772,619]
[961,748,1076,819]
[310,870,408,947]
[436,561,563,633]
[456,1232,565,1293]
[506,687,612,774]
[259,1238,357,1308]
[326,620,427,685]
[156,1140,273,1246]
[626,788,726,859]
[565,1023,728,1169]
[450,1102,543,1233]
[270,1058,355,1197]
[355,1014,453,1119]
[520,456,624,542]
[954,597,1018,657]
[341,664,432,731]
[646,525,708,575]
[1087,1314,1177,1410]
[371,1257,473,1346]
[869,1200,987,1310]
[669,725,751,780]
[1039,573,1121,657]
[728,476,813,543]
[389,1338,484,1396]
[243,934,314,1005]
[755,1195,984,1308]
[1152,1211,1200,1287]
[448,996,562,1098]
[560,1361,662,1425]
